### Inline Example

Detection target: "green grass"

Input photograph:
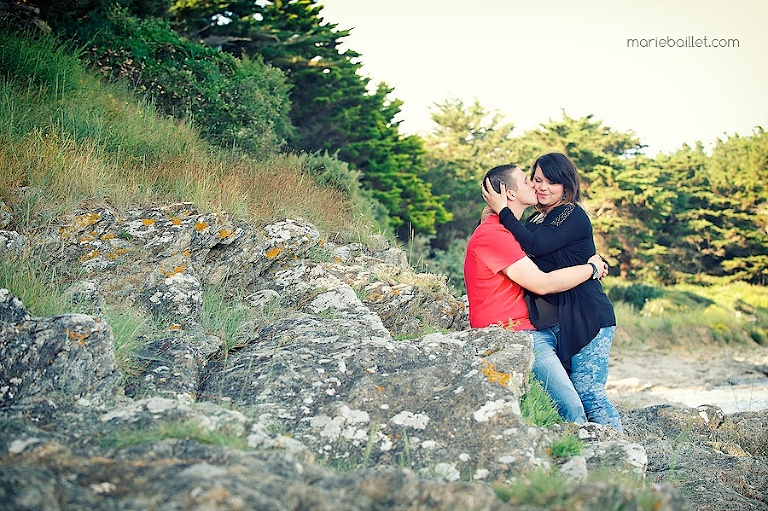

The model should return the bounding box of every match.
[104,305,151,378]
[494,468,672,510]
[0,28,382,244]
[549,433,584,458]
[202,287,254,358]
[604,276,768,349]
[99,418,249,451]
[521,374,563,427]
[494,469,572,506]
[0,253,69,317]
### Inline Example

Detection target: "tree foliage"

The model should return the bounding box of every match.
[168,0,451,238]
[15,1,768,284]
[48,3,294,156]
[648,130,768,284]
[423,104,768,285]
[422,98,522,250]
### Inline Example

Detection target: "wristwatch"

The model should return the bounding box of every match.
[589,262,600,280]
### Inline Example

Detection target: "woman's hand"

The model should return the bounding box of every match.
[480,205,494,222]
[482,178,508,214]
[587,254,609,279]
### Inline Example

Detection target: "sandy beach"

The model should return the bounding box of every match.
[608,341,768,414]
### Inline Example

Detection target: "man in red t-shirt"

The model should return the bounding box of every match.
[464,164,604,330]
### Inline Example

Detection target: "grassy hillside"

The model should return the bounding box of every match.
[0,27,381,243]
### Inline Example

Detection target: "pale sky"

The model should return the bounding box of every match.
[319,0,768,156]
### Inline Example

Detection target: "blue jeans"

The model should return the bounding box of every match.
[529,327,587,424]
[529,325,623,432]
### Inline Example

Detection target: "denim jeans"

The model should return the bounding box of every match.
[529,327,587,424]
[529,325,623,432]
[570,325,623,432]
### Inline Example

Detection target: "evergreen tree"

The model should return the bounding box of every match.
[422,98,521,250]
[169,0,450,238]
[646,143,713,280]
[707,128,768,284]
[663,130,768,284]
[519,113,650,278]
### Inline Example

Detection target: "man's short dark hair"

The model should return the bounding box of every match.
[484,164,520,194]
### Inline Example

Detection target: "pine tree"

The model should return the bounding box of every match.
[422,98,521,250]
[169,0,450,237]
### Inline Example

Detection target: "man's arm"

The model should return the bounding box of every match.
[505,254,604,295]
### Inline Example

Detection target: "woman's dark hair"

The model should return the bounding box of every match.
[530,153,582,205]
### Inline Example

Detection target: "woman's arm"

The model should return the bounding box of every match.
[505,253,606,295]
[482,179,587,257]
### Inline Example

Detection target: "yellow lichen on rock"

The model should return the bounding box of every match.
[480,361,511,387]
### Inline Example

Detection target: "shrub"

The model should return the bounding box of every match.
[427,237,468,296]
[299,151,391,239]
[607,282,663,310]
[71,6,294,157]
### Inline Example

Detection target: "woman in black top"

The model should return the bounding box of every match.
[483,152,623,432]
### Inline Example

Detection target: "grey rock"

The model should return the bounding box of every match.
[201,325,536,481]
[0,288,30,324]
[0,301,123,406]
[0,229,26,253]
[1,205,765,510]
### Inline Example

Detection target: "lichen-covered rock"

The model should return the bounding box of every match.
[320,243,469,337]
[624,405,768,510]
[139,267,203,323]
[125,330,216,403]
[623,404,726,441]
[2,205,766,510]
[0,229,25,253]
[0,292,122,406]
[0,439,511,511]
[201,325,536,481]
[0,287,30,324]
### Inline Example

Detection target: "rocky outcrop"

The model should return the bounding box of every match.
[1,203,766,510]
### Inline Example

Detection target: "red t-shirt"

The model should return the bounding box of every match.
[464,215,534,331]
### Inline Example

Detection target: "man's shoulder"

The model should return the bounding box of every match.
[469,217,522,249]
[474,215,505,232]
[470,216,505,240]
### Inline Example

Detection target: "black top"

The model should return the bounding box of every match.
[498,204,615,370]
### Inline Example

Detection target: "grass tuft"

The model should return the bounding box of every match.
[99,418,248,451]
[103,306,151,378]
[0,253,71,317]
[549,433,584,458]
[494,469,571,506]
[521,373,563,427]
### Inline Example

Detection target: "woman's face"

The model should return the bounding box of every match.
[532,165,564,209]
